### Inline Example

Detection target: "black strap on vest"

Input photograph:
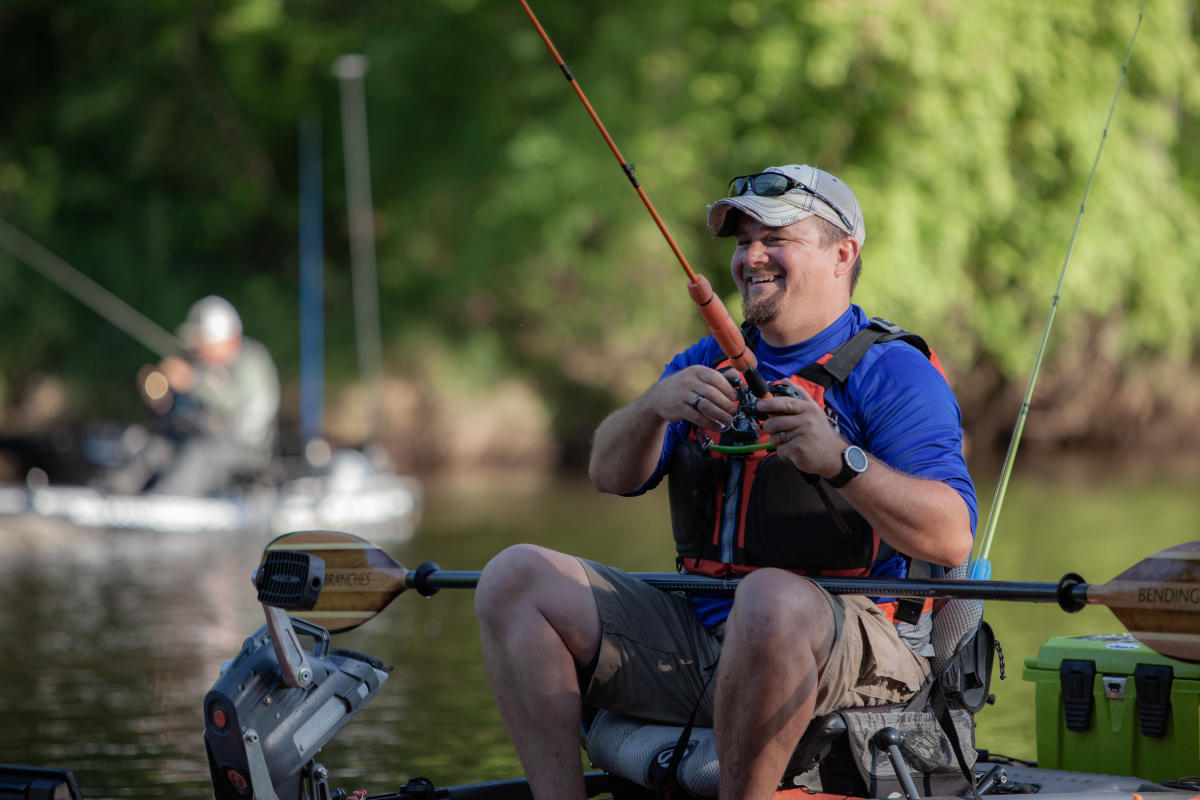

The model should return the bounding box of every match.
[738,317,931,376]
[794,317,933,388]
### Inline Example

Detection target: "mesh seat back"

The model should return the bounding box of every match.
[907,557,984,673]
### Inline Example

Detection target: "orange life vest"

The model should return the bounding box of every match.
[667,318,945,625]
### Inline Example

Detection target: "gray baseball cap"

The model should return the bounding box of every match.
[180,295,243,345]
[706,164,865,248]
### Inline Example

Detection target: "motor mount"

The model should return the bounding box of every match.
[205,551,389,800]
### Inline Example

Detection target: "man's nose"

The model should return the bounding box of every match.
[744,238,770,266]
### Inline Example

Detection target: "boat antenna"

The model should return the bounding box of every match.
[333,53,387,449]
[972,0,1147,580]
[517,0,769,399]
[0,217,184,357]
[298,110,328,463]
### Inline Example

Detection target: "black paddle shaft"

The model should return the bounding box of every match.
[408,563,1090,612]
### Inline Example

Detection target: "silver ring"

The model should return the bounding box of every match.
[689,393,703,410]
[779,430,789,444]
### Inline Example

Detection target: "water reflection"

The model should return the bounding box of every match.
[0,471,1195,797]
[0,521,267,797]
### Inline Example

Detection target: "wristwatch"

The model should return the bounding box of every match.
[828,445,868,488]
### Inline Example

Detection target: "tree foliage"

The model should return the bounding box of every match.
[1,0,1198,457]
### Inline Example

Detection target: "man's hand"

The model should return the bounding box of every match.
[158,355,195,393]
[589,365,739,494]
[758,384,973,568]
[756,387,844,479]
[644,365,739,429]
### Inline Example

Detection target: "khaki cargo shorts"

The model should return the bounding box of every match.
[577,560,930,727]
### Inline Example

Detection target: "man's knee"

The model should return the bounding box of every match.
[475,545,601,662]
[734,569,828,617]
[730,570,833,650]
[475,544,579,619]
[477,544,541,612]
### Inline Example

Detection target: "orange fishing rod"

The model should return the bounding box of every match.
[517,0,769,398]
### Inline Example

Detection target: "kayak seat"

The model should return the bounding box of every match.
[583,557,998,798]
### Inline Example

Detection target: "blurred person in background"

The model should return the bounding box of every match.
[106,295,280,495]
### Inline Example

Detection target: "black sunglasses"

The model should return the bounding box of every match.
[727,172,854,233]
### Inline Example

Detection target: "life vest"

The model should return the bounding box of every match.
[667,317,946,627]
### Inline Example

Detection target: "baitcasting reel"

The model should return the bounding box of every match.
[204,550,390,800]
[709,376,814,449]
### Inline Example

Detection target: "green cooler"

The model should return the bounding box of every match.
[1023,633,1200,782]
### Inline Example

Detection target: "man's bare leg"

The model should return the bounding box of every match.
[714,570,836,799]
[475,544,602,800]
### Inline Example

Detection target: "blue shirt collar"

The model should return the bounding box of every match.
[753,305,865,380]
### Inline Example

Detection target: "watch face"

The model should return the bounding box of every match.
[846,445,869,472]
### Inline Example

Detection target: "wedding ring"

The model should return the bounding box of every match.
[689,393,704,409]
[779,430,789,444]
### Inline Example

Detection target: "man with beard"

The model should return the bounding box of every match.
[475,164,976,799]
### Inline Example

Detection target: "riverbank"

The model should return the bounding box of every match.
[334,369,1200,482]
[5,366,1200,485]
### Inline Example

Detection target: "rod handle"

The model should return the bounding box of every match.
[686,275,758,375]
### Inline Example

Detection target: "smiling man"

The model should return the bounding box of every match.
[475,164,977,799]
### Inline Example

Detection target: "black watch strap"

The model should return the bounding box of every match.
[828,445,868,488]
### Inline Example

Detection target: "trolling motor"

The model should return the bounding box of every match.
[204,549,390,800]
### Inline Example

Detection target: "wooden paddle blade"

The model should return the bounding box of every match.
[262,530,408,633]
[1088,541,1200,664]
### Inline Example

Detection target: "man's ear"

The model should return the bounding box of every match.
[833,237,860,278]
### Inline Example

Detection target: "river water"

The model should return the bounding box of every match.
[0,468,1195,798]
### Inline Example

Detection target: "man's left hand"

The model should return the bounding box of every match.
[159,355,196,392]
[756,390,845,480]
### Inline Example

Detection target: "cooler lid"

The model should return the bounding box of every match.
[1029,633,1200,677]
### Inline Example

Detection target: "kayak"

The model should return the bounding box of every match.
[0,449,421,537]
[3,762,1196,800]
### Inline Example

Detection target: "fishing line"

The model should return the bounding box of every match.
[517,0,769,397]
[0,217,183,357]
[972,0,1147,580]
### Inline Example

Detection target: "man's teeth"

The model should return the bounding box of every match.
[749,275,778,284]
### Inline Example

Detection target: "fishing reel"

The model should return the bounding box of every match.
[204,550,390,800]
[714,376,810,449]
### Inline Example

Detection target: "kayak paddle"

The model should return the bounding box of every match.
[259,531,1200,663]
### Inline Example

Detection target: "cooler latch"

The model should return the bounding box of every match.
[1060,659,1096,732]
[1134,663,1173,738]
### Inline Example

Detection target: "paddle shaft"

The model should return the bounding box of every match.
[263,533,1199,661]
[407,564,1090,611]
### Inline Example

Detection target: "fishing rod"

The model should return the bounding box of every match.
[516,0,769,399]
[262,529,1200,664]
[0,217,184,358]
[971,0,1147,581]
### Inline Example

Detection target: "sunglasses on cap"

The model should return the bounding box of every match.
[727,172,854,234]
